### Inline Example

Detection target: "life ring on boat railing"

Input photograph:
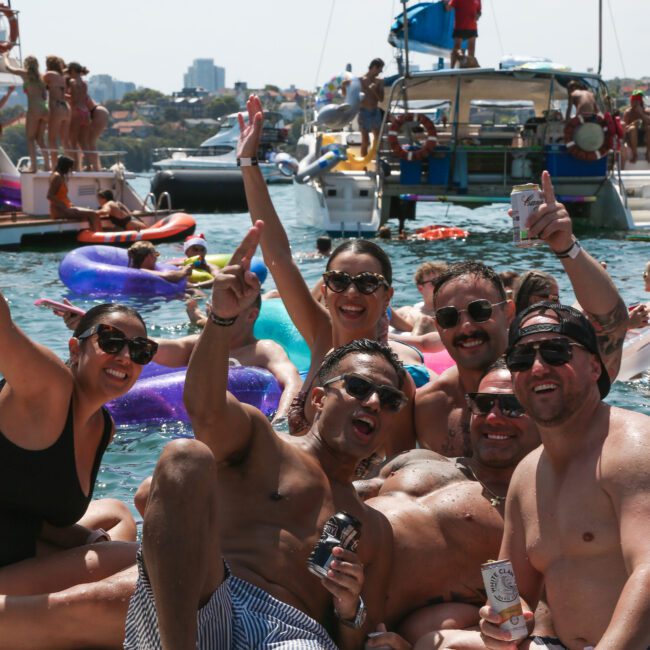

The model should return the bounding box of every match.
[563,114,612,161]
[388,113,438,161]
[0,6,19,54]
[414,224,469,240]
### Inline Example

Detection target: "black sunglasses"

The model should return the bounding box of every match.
[466,392,525,418]
[435,299,506,329]
[506,338,585,373]
[77,324,158,365]
[322,270,389,295]
[323,373,407,412]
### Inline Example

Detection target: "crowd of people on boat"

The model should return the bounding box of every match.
[3,53,108,174]
[2,95,650,650]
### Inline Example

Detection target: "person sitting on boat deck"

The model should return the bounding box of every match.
[478,298,647,650]
[395,261,448,335]
[415,170,630,457]
[47,155,102,231]
[86,95,109,171]
[124,222,396,649]
[43,55,70,171]
[127,240,192,284]
[565,80,599,121]
[445,0,481,69]
[0,299,161,649]
[499,269,520,301]
[65,62,91,171]
[360,360,542,649]
[238,95,426,457]
[3,53,49,173]
[96,189,146,232]
[357,58,385,157]
[622,89,650,164]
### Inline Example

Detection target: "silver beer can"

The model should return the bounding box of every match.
[511,183,543,247]
[480,559,528,640]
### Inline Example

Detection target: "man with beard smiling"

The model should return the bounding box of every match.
[415,171,629,458]
[358,360,540,648]
[480,303,650,650]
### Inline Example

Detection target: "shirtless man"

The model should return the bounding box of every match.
[415,171,629,458]
[622,90,650,163]
[479,297,649,650]
[358,360,540,649]
[96,190,146,231]
[124,221,398,648]
[565,81,599,121]
[395,261,448,334]
[358,58,385,156]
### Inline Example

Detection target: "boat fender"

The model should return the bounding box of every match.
[295,147,347,183]
[0,6,19,53]
[564,114,612,161]
[388,113,438,161]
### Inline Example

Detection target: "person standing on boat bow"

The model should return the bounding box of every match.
[445,0,481,69]
[357,58,385,157]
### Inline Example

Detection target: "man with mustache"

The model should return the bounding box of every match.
[415,171,629,457]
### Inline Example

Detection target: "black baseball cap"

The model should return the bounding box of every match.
[507,302,610,398]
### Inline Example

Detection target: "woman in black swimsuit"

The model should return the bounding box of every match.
[96,189,146,231]
[0,297,157,595]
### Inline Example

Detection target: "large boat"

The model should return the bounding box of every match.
[292,65,641,236]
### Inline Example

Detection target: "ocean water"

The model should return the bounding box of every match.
[1,175,649,517]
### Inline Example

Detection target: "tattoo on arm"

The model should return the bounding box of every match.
[586,299,628,357]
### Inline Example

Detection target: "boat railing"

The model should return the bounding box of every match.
[141,191,172,213]
[38,148,129,170]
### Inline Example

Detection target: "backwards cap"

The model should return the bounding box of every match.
[184,233,207,253]
[507,302,610,398]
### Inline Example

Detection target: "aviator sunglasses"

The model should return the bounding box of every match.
[323,373,407,412]
[77,323,158,365]
[466,392,525,418]
[434,299,506,329]
[505,338,585,373]
[322,270,389,295]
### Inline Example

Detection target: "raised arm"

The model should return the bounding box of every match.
[238,95,330,348]
[528,171,628,379]
[183,222,269,461]
[2,53,25,78]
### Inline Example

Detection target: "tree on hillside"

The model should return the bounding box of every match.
[206,96,240,120]
[122,88,165,104]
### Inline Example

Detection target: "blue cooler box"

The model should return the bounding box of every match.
[400,159,423,185]
[427,147,451,184]
[544,144,607,177]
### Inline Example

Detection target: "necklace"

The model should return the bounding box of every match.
[457,460,506,508]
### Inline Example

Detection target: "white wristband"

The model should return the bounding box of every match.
[237,157,258,167]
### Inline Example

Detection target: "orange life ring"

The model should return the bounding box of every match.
[388,113,437,161]
[564,114,612,161]
[415,225,468,241]
[0,6,18,54]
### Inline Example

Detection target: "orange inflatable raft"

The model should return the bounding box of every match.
[414,224,469,241]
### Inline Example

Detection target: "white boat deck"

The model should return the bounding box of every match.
[620,150,650,228]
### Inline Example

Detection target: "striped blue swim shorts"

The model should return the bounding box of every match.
[123,547,338,649]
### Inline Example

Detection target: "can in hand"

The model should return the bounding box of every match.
[307,512,362,579]
[481,559,528,640]
[511,183,543,247]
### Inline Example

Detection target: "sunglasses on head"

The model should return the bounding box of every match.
[322,270,389,295]
[531,293,559,303]
[77,323,158,365]
[505,338,585,373]
[323,373,407,412]
[466,392,525,418]
[434,299,506,329]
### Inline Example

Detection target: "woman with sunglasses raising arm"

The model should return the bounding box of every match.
[238,95,424,456]
[0,297,156,597]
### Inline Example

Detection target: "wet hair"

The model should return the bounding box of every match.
[97,189,114,201]
[369,58,385,69]
[23,56,40,83]
[45,56,65,73]
[67,61,89,75]
[316,235,332,254]
[128,241,157,269]
[514,270,558,315]
[433,261,506,303]
[54,155,75,175]
[326,239,393,285]
[72,303,147,338]
[499,270,520,290]
[317,338,405,388]
[479,356,509,383]
[414,261,448,285]
[377,226,392,240]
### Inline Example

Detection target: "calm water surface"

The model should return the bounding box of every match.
[1,175,649,516]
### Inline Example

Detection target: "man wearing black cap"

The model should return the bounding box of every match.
[479,303,650,649]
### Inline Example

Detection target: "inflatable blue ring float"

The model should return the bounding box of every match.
[59,245,187,298]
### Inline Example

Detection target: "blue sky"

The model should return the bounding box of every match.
[14,0,647,94]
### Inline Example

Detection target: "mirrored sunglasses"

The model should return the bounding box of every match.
[505,338,585,373]
[322,270,389,295]
[465,392,525,418]
[77,323,158,365]
[435,299,506,329]
[323,373,407,412]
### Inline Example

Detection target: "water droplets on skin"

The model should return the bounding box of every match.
[3,178,649,523]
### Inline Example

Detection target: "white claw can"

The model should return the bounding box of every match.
[511,183,543,247]
[481,559,528,640]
